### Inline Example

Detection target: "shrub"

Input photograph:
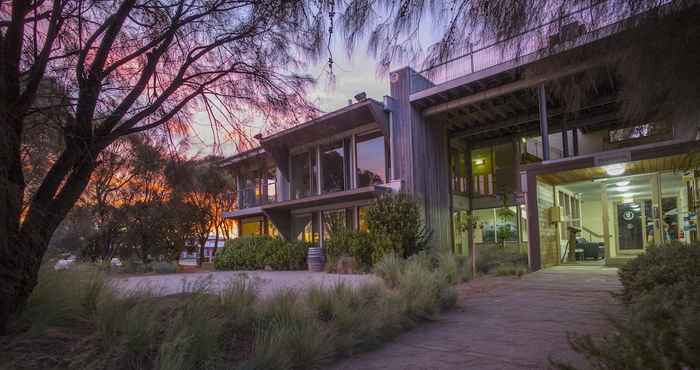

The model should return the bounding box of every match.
[325,230,377,272]
[618,241,700,303]
[366,193,432,260]
[553,242,700,370]
[214,235,308,271]
[494,263,527,277]
[475,245,528,275]
[151,261,178,274]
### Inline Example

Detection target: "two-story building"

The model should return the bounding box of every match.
[221,99,398,245]
[222,1,700,271]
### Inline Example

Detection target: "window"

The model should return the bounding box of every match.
[292,214,313,242]
[356,131,386,187]
[357,206,369,232]
[322,209,346,240]
[291,152,311,199]
[266,167,276,202]
[321,141,348,193]
[240,216,263,236]
[451,149,468,193]
[471,148,494,196]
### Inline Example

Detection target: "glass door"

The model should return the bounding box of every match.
[617,202,644,251]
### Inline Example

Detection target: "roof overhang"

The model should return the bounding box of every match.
[260,99,389,150]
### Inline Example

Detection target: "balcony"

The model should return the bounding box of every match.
[225,182,277,211]
[416,1,634,86]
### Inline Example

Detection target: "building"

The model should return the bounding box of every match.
[179,236,227,265]
[221,99,398,244]
[222,2,700,271]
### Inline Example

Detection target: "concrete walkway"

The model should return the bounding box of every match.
[330,266,621,370]
[113,270,377,297]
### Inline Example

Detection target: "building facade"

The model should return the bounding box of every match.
[222,4,700,270]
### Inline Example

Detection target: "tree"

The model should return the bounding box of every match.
[341,0,700,123]
[0,0,329,330]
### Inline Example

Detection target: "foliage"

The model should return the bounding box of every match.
[618,242,700,304]
[475,245,528,275]
[494,263,528,277]
[324,229,377,272]
[214,236,309,271]
[366,193,432,260]
[151,261,178,275]
[3,258,460,370]
[553,242,700,370]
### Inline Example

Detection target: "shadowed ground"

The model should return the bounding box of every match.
[329,266,621,370]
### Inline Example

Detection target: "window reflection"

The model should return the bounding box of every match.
[322,141,347,193]
[356,131,386,187]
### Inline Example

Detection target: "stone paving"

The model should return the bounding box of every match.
[113,270,378,297]
[329,265,622,370]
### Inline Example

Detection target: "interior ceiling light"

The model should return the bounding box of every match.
[604,163,626,176]
[473,159,485,165]
[623,197,634,204]
[615,186,631,192]
[616,180,631,187]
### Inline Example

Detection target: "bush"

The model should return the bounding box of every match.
[475,245,528,275]
[366,193,432,260]
[5,252,462,370]
[618,241,700,303]
[151,261,178,274]
[324,230,381,272]
[214,235,309,271]
[553,242,700,370]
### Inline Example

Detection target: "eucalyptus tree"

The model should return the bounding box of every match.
[0,0,330,330]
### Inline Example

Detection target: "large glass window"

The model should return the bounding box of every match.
[265,167,276,202]
[451,149,468,193]
[321,141,348,193]
[291,152,310,199]
[356,131,386,187]
[240,216,263,236]
[471,148,494,196]
[357,206,369,232]
[322,209,346,240]
[292,214,313,242]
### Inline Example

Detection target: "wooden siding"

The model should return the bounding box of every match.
[390,68,453,250]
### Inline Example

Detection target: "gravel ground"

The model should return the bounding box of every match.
[113,270,379,297]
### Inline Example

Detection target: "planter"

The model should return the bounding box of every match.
[307,247,325,272]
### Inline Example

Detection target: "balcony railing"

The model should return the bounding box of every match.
[418,0,636,86]
[226,182,277,210]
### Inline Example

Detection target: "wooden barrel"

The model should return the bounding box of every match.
[307,247,325,272]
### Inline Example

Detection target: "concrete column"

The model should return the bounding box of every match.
[572,129,579,156]
[537,84,550,161]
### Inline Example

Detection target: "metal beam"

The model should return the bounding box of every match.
[537,84,550,161]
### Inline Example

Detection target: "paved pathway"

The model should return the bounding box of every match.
[329,266,621,370]
[113,270,377,297]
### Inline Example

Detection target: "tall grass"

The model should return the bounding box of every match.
[4,257,460,370]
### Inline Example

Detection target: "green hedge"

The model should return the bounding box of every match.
[618,241,700,303]
[214,235,309,271]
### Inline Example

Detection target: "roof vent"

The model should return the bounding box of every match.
[354,92,367,102]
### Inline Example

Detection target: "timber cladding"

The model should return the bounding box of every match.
[537,179,560,267]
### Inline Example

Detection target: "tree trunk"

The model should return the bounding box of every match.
[0,146,97,333]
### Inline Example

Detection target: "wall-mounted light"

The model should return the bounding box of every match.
[604,163,626,176]
[473,159,485,165]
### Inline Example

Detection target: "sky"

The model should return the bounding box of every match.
[187,42,391,158]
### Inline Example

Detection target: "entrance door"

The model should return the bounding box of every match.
[617,202,644,250]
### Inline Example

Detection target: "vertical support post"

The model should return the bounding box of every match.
[601,184,611,261]
[562,124,569,158]
[465,142,476,277]
[537,84,550,161]
[572,128,579,156]
[651,173,662,245]
[526,173,542,271]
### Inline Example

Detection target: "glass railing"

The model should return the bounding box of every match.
[225,182,277,210]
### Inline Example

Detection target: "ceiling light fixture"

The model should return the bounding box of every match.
[615,186,631,192]
[604,163,626,176]
[616,180,630,187]
[473,159,485,165]
[623,197,634,204]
